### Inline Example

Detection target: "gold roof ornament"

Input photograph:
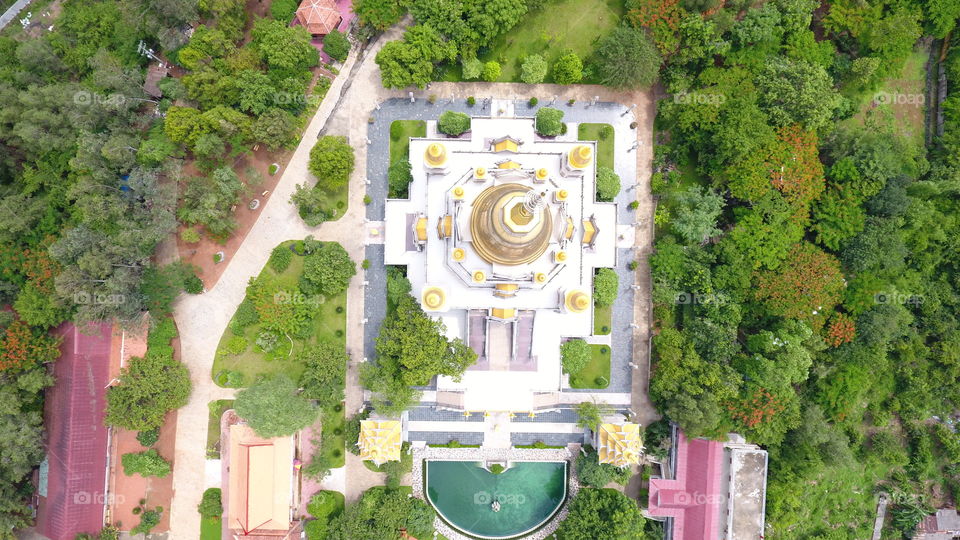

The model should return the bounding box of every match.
[422,286,446,310]
[555,250,567,263]
[534,272,547,284]
[568,145,593,169]
[596,423,643,468]
[425,143,448,167]
[494,283,519,298]
[357,420,402,466]
[582,218,597,245]
[415,217,428,242]
[437,215,453,238]
[564,289,590,313]
[452,248,466,261]
[472,270,486,283]
[555,189,568,202]
[474,167,488,180]
[490,307,516,320]
[535,168,549,181]
[469,183,553,266]
[497,160,521,169]
[564,218,575,240]
[453,186,465,199]
[492,136,520,153]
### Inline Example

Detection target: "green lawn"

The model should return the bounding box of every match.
[206,399,234,459]
[578,123,615,169]
[211,241,347,386]
[570,344,611,389]
[848,45,928,150]
[320,402,346,468]
[305,183,350,222]
[200,516,220,540]
[445,0,624,82]
[593,304,612,335]
[390,120,427,164]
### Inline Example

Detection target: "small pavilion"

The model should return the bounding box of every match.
[595,423,643,468]
[357,420,402,466]
[294,0,341,36]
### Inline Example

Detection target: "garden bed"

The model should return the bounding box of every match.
[211,240,347,387]
[577,123,615,169]
[569,344,611,389]
[206,399,234,459]
[390,120,427,164]
[593,304,612,336]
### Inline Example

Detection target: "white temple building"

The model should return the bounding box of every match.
[383,116,617,412]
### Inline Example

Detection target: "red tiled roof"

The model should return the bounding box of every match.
[36,322,112,540]
[295,0,341,35]
[647,431,725,540]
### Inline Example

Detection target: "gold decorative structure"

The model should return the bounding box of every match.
[422,287,447,310]
[452,248,466,261]
[567,145,593,169]
[596,423,643,468]
[425,143,448,168]
[469,183,553,266]
[564,290,590,313]
[357,420,402,466]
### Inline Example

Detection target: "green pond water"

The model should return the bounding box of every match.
[425,460,567,539]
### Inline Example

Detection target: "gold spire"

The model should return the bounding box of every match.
[422,287,446,310]
[425,143,447,167]
[568,145,593,169]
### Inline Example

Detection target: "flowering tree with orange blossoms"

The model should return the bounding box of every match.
[625,0,685,55]
[825,313,856,347]
[0,320,60,372]
[727,386,800,445]
[755,242,845,328]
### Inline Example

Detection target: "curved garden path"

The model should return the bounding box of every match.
[167,20,655,538]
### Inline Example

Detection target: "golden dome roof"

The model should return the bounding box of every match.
[469,183,553,266]
[568,145,593,169]
[452,248,466,261]
[422,286,446,310]
[535,272,547,284]
[425,143,447,167]
[453,186,465,198]
[565,290,590,313]
[536,168,548,180]
[472,271,486,283]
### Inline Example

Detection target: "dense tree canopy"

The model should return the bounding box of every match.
[234,374,319,438]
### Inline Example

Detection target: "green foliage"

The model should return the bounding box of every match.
[252,18,319,72]
[520,54,548,84]
[323,30,351,63]
[269,244,293,273]
[593,268,618,307]
[489,463,505,474]
[234,374,319,438]
[270,0,298,21]
[592,26,661,89]
[299,342,348,408]
[535,107,565,136]
[755,57,841,131]
[461,56,483,80]
[561,339,591,375]
[309,136,355,192]
[328,487,436,540]
[178,167,245,240]
[553,52,583,84]
[136,429,160,448]
[670,186,724,245]
[376,25,457,88]
[131,506,163,536]
[437,111,472,136]
[105,350,191,431]
[575,400,612,430]
[121,449,172,478]
[354,0,406,30]
[198,488,223,519]
[364,295,476,416]
[555,488,645,540]
[595,167,621,202]
[388,159,413,198]
[576,447,632,488]
[482,61,502,82]
[299,242,356,297]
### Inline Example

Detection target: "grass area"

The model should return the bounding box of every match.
[848,46,928,150]
[578,123,615,169]
[320,402,346,468]
[389,120,427,164]
[200,516,220,540]
[206,399,234,459]
[439,0,624,82]
[570,344,611,389]
[211,241,347,386]
[303,182,350,222]
[593,304,612,335]
[515,442,566,449]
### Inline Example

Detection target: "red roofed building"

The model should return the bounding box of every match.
[647,427,769,540]
[36,322,113,540]
[294,0,342,36]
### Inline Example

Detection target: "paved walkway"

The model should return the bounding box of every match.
[0,0,33,31]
